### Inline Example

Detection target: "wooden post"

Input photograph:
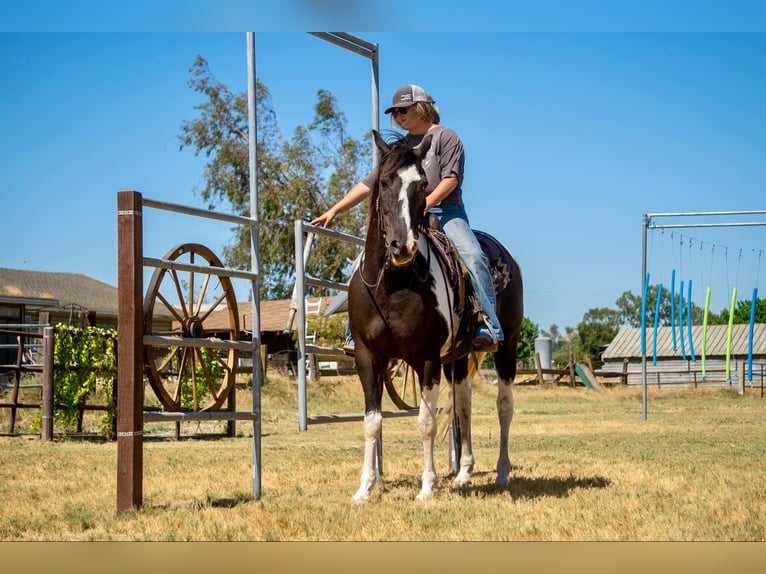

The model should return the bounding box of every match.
[116,191,144,513]
[568,348,576,387]
[622,358,629,386]
[41,326,54,441]
[738,361,746,395]
[534,352,544,386]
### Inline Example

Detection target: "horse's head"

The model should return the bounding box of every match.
[373,130,433,267]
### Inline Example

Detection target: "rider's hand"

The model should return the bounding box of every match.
[310,209,335,228]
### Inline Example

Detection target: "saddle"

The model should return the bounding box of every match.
[422,216,495,362]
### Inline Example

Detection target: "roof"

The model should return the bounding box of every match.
[602,324,766,360]
[0,267,118,314]
[204,297,333,334]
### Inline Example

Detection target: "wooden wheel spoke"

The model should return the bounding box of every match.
[174,347,190,404]
[156,291,185,325]
[166,269,190,321]
[210,350,232,371]
[144,243,239,412]
[194,272,213,317]
[157,346,181,373]
[197,291,228,324]
[195,348,219,402]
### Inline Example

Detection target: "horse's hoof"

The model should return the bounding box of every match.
[352,492,371,503]
[452,478,471,490]
[495,475,509,487]
[415,491,434,502]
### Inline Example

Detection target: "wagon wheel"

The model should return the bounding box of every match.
[384,358,420,410]
[384,352,485,411]
[143,243,240,412]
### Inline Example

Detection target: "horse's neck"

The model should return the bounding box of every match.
[361,209,388,279]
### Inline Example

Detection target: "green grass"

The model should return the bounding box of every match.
[1,374,765,540]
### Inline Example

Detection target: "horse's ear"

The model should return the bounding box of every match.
[373,130,390,155]
[416,134,433,159]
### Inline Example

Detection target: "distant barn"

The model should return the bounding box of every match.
[601,324,766,386]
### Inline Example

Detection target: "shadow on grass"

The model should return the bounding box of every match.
[380,470,610,500]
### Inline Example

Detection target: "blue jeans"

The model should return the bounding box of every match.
[430,204,504,341]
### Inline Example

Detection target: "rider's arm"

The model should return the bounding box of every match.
[424,176,458,212]
[311,181,372,227]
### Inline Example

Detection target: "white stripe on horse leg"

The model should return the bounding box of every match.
[452,378,475,489]
[416,384,440,501]
[353,410,382,502]
[495,380,514,486]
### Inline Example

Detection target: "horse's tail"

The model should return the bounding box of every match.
[436,351,485,443]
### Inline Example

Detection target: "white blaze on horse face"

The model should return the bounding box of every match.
[396,164,424,256]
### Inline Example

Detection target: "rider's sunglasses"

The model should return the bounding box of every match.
[392,106,414,116]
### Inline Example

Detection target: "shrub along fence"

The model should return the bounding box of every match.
[0,324,117,438]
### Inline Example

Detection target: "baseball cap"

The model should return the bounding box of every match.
[384,84,433,114]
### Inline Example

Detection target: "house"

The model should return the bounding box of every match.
[600,324,766,385]
[1,267,122,365]
[203,296,350,375]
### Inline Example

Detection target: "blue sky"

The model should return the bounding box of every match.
[1,17,766,331]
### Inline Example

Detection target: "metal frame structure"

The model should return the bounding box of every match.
[116,33,262,512]
[640,209,766,420]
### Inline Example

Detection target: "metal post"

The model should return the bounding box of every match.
[116,190,145,512]
[641,214,648,421]
[295,220,308,431]
[246,31,262,501]
[40,326,54,441]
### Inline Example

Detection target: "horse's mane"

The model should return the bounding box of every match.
[377,133,418,180]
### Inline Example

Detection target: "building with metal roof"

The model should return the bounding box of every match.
[600,324,766,385]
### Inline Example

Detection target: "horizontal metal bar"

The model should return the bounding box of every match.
[143,256,259,281]
[309,32,377,60]
[142,197,258,228]
[647,222,766,229]
[304,344,347,358]
[305,276,349,291]
[297,220,364,246]
[307,409,419,425]
[646,209,766,218]
[143,335,255,351]
[144,411,259,423]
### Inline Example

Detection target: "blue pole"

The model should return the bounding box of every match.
[653,283,663,366]
[670,269,677,350]
[641,272,650,356]
[679,280,687,360]
[748,287,757,384]
[687,279,696,361]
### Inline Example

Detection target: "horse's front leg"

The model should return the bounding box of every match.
[416,359,441,501]
[353,347,386,503]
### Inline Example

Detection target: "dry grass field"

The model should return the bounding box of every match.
[2,373,766,542]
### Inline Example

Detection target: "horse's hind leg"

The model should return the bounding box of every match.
[494,339,517,487]
[416,360,442,501]
[448,359,475,489]
[452,381,475,488]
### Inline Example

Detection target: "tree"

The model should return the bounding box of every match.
[720,297,766,324]
[615,284,722,328]
[179,56,370,300]
[516,317,540,367]
[577,307,621,361]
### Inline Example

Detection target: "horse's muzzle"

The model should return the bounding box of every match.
[389,237,419,266]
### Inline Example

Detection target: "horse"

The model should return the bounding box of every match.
[348,130,524,502]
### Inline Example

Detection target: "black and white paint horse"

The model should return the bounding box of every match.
[348,131,523,501]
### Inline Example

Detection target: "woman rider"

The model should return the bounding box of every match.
[311,84,503,351]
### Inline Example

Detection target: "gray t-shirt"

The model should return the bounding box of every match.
[362,125,465,206]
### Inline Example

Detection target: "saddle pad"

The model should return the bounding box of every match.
[473,229,514,294]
